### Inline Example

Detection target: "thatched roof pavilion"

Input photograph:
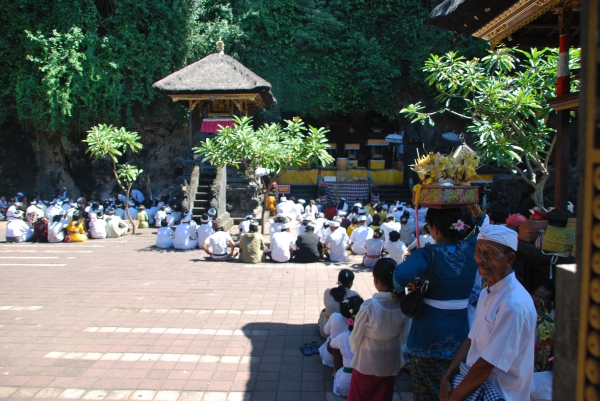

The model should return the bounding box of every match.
[152,40,275,135]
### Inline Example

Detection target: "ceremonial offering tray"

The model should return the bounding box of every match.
[413,185,478,209]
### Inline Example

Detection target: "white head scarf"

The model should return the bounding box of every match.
[478,224,518,251]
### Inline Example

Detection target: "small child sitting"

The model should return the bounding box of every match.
[319,295,361,368]
[329,296,364,397]
[348,258,410,401]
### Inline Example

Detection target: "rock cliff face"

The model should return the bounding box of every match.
[0,115,192,201]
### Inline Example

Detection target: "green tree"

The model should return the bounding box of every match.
[401,47,580,210]
[83,124,143,233]
[193,116,334,213]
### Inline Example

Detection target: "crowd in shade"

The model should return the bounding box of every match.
[0,187,188,243]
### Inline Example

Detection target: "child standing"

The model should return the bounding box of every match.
[329,296,365,397]
[348,258,410,401]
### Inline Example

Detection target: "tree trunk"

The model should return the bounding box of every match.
[124,186,137,234]
[532,183,546,211]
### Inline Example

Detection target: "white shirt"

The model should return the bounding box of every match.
[89,219,107,239]
[399,224,415,246]
[147,207,157,224]
[154,210,167,227]
[350,292,410,376]
[323,287,359,316]
[48,219,68,242]
[324,312,349,341]
[325,228,349,262]
[364,237,384,257]
[305,204,318,217]
[156,227,174,248]
[26,205,43,223]
[380,221,400,244]
[467,272,537,401]
[196,223,214,247]
[239,220,251,234]
[292,203,305,220]
[331,330,354,368]
[349,225,373,254]
[6,205,18,221]
[270,231,296,262]
[6,219,33,238]
[206,231,233,255]
[407,234,435,251]
[317,226,331,244]
[384,240,408,264]
[336,202,348,215]
[173,223,198,248]
[46,205,62,220]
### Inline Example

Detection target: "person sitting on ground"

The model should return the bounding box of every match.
[363,228,385,268]
[346,218,359,237]
[357,207,372,226]
[336,197,349,216]
[348,216,373,255]
[324,220,350,263]
[269,214,287,244]
[399,212,416,245]
[383,231,408,263]
[5,201,22,221]
[89,212,108,239]
[207,207,217,222]
[329,296,365,397]
[407,223,435,251]
[105,209,129,238]
[326,203,338,220]
[31,217,49,243]
[440,224,536,401]
[0,195,7,216]
[339,211,351,229]
[239,214,254,235]
[319,295,364,370]
[155,219,175,248]
[173,211,198,250]
[380,215,400,248]
[196,214,214,248]
[368,214,382,232]
[294,224,323,263]
[318,269,358,338]
[348,258,410,401]
[114,203,126,220]
[296,218,310,236]
[25,200,43,228]
[48,213,69,243]
[203,219,237,261]
[372,204,387,222]
[239,222,265,264]
[266,223,296,263]
[154,205,167,228]
[136,205,149,229]
[66,213,88,242]
[5,210,34,243]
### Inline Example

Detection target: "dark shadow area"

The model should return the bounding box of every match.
[241,322,412,401]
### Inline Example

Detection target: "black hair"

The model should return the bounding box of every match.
[161,219,169,227]
[329,269,355,302]
[248,223,258,233]
[375,205,382,212]
[422,224,430,234]
[373,258,396,290]
[339,295,364,332]
[351,218,358,225]
[52,215,62,223]
[352,206,359,214]
[91,203,99,210]
[372,214,381,224]
[425,208,465,242]
[305,225,315,232]
[389,231,400,242]
[302,219,309,226]
[276,217,286,223]
[97,212,103,218]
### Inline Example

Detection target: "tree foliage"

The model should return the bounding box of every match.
[83,124,143,231]
[1,0,483,135]
[400,47,580,209]
[193,116,334,210]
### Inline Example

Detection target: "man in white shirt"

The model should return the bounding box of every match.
[173,212,198,250]
[25,201,43,227]
[336,197,348,216]
[324,220,349,262]
[6,202,21,221]
[358,208,372,226]
[154,205,167,228]
[380,215,400,247]
[292,199,305,220]
[348,216,373,255]
[276,197,289,215]
[305,199,318,219]
[207,207,217,222]
[5,211,34,242]
[114,203,126,220]
[269,223,296,263]
[65,203,78,224]
[203,219,236,260]
[238,214,254,235]
[89,213,108,239]
[131,189,145,204]
[440,225,536,401]
[316,220,331,245]
[126,202,138,222]
[45,201,62,220]
[196,214,214,248]
[105,211,129,238]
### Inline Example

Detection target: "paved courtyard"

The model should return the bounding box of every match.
[0,223,413,401]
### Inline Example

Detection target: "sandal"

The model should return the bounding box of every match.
[299,343,313,356]
[310,341,321,355]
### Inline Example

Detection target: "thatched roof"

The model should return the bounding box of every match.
[427,0,516,35]
[152,53,275,106]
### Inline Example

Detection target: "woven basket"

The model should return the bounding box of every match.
[413,185,478,209]
[518,220,549,243]
[542,218,576,254]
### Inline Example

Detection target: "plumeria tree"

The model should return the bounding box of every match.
[194,116,334,214]
[401,47,580,210]
[83,124,143,233]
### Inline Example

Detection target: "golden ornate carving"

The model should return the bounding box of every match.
[589,331,600,358]
[589,305,600,331]
[587,358,600,384]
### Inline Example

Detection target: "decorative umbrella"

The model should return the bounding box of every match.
[385,133,404,167]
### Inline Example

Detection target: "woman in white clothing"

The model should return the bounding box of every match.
[384,231,409,263]
[318,270,359,338]
[155,219,175,248]
[407,223,436,251]
[48,214,68,243]
[363,229,384,268]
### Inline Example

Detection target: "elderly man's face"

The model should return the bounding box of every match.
[474,239,515,282]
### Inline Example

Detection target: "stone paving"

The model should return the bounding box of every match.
[0,223,413,400]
